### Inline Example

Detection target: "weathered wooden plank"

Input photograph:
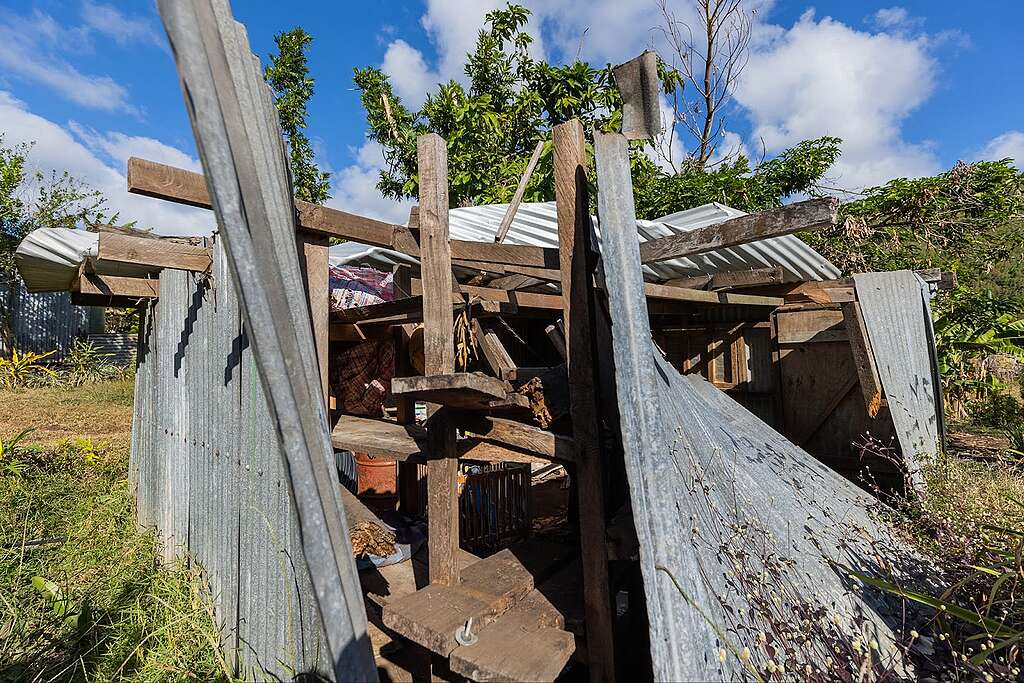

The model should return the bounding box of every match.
[382,549,534,656]
[417,133,461,588]
[449,590,574,682]
[710,266,785,290]
[127,156,560,268]
[641,282,784,307]
[454,413,576,463]
[331,415,428,461]
[494,140,545,244]
[412,279,563,310]
[452,259,561,282]
[97,233,213,272]
[473,319,515,377]
[391,372,511,410]
[841,301,886,418]
[639,197,838,264]
[553,119,615,683]
[76,271,160,298]
[301,233,330,408]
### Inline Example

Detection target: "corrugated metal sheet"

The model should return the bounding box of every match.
[129,239,332,678]
[854,271,944,490]
[595,131,914,680]
[330,200,841,283]
[1,278,97,357]
[155,0,371,678]
[15,227,156,293]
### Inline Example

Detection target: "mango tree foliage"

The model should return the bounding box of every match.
[353,3,839,218]
[265,28,331,204]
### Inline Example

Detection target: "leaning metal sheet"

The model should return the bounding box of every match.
[595,131,916,680]
[854,271,943,491]
[155,1,374,679]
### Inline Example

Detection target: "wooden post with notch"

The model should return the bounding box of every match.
[300,233,331,409]
[553,119,616,682]
[393,264,423,515]
[418,133,460,587]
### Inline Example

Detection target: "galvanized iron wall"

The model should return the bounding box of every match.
[1,279,99,357]
[129,243,330,679]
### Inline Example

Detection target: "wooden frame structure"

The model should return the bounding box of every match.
[68,124,955,680]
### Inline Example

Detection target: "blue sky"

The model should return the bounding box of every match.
[1,0,1022,235]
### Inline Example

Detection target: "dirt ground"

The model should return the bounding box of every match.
[0,380,135,449]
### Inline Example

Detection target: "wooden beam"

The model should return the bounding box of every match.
[301,233,331,409]
[639,198,838,264]
[494,140,544,243]
[331,415,429,462]
[417,134,460,588]
[412,279,564,310]
[127,156,560,268]
[97,233,212,272]
[474,319,515,377]
[710,266,785,290]
[391,373,512,410]
[841,301,886,418]
[453,413,576,464]
[553,119,616,683]
[75,271,159,298]
[452,259,561,283]
[382,549,534,656]
[641,282,784,307]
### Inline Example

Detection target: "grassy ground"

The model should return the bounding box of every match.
[0,380,230,682]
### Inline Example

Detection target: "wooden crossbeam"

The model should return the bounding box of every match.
[710,266,785,290]
[641,282,785,307]
[391,373,513,410]
[75,270,159,298]
[127,157,559,268]
[97,233,212,272]
[411,279,564,310]
[452,413,576,464]
[639,198,839,264]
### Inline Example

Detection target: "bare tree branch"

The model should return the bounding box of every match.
[656,0,752,167]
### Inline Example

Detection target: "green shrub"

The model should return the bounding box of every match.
[969,391,1024,430]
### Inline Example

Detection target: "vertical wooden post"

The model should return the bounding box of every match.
[417,133,460,587]
[553,119,616,682]
[301,233,331,410]
[393,264,423,515]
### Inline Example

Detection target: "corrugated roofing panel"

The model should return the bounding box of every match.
[854,271,944,489]
[595,132,914,680]
[329,200,841,282]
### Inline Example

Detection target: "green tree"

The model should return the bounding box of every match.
[0,136,112,347]
[353,3,839,218]
[802,159,1024,414]
[264,27,331,204]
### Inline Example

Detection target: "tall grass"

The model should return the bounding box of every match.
[0,407,232,681]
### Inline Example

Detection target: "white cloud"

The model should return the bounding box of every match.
[0,8,134,113]
[976,131,1024,168]
[327,140,412,226]
[382,40,441,109]
[871,7,922,32]
[80,0,163,49]
[734,10,941,190]
[0,91,211,236]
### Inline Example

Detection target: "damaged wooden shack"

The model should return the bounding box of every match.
[14,3,948,680]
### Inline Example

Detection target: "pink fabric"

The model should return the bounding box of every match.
[329,265,394,311]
